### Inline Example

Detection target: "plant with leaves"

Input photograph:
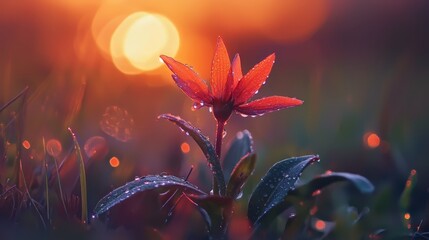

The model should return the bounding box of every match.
[93,37,375,239]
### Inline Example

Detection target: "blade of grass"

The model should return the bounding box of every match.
[19,159,47,229]
[53,154,69,218]
[0,86,29,113]
[42,138,50,222]
[14,87,29,189]
[68,127,88,224]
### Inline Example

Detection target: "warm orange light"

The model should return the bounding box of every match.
[365,132,381,148]
[22,140,31,149]
[180,142,190,154]
[109,156,120,168]
[110,12,180,74]
[404,213,410,220]
[46,139,62,158]
[315,219,326,231]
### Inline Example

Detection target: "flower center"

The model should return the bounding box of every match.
[213,100,234,123]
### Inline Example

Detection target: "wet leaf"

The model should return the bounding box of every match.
[159,114,226,195]
[93,175,206,216]
[186,194,233,236]
[226,153,256,199]
[290,172,374,198]
[248,155,319,226]
[223,130,253,182]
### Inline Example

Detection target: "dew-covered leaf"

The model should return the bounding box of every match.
[93,175,206,216]
[223,130,253,181]
[226,153,256,199]
[186,194,233,236]
[248,155,319,226]
[290,172,375,198]
[159,114,226,195]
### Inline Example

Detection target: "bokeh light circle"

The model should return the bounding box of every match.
[46,139,63,158]
[84,136,109,159]
[110,12,180,74]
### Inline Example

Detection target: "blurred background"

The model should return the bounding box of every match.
[1,0,429,238]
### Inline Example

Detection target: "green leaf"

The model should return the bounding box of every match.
[223,130,253,182]
[248,155,319,226]
[159,114,226,195]
[290,172,374,198]
[226,153,256,199]
[93,175,206,216]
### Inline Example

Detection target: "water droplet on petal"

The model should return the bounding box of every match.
[222,130,227,138]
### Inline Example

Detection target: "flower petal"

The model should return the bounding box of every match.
[161,55,212,103]
[232,53,275,105]
[224,54,243,101]
[210,36,231,99]
[235,96,303,116]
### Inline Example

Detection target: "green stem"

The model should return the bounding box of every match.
[213,121,225,196]
[215,121,225,159]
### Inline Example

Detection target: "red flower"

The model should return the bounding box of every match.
[160,36,303,123]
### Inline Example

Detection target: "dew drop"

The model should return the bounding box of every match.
[240,114,249,118]
[222,130,227,138]
[236,191,243,200]
[208,107,213,113]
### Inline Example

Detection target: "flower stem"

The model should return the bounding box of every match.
[212,120,225,196]
[215,121,225,158]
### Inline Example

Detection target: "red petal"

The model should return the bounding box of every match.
[224,54,243,101]
[210,36,231,99]
[232,53,275,105]
[235,96,303,116]
[161,55,212,103]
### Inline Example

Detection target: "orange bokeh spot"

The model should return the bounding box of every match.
[181,142,190,154]
[315,219,326,231]
[109,156,120,168]
[46,139,62,158]
[404,213,410,220]
[365,132,380,148]
[110,12,180,74]
[22,140,31,149]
